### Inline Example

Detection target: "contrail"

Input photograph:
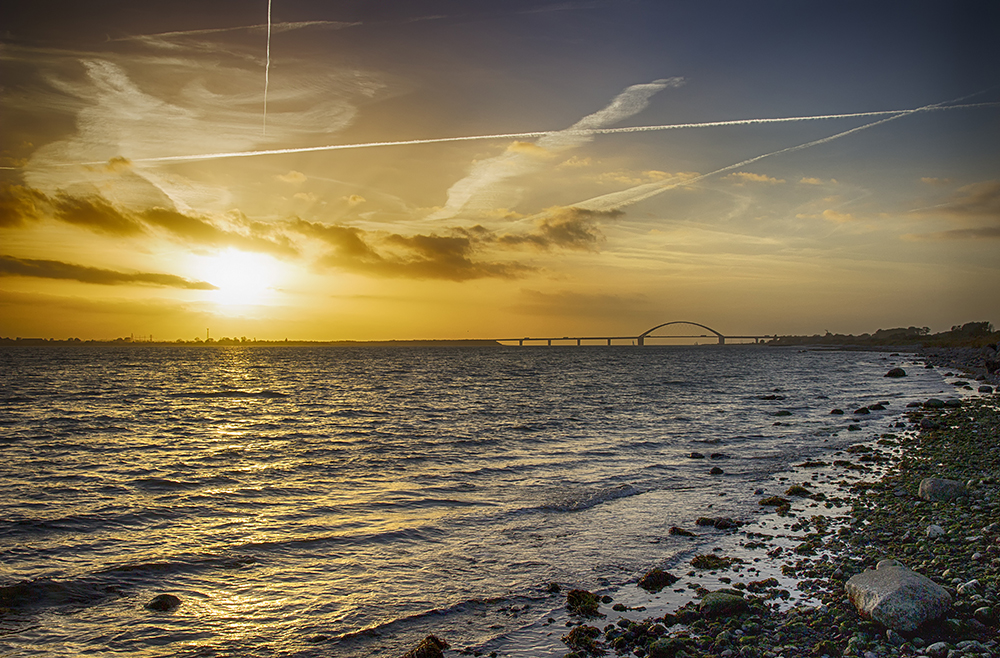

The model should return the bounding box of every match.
[40,101,997,168]
[263,0,272,136]
[537,93,995,216]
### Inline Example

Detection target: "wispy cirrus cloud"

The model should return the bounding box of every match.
[427,78,685,219]
[0,254,217,289]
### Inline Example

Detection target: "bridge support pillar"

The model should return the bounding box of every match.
[607,339,611,346]
[718,336,726,345]
[576,338,581,346]
[518,339,523,346]
[637,336,645,346]
[547,339,552,346]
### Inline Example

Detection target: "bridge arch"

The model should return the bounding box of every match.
[638,321,725,345]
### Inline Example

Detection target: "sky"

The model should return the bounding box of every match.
[1,0,999,342]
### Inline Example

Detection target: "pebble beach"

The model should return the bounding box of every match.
[403,346,1000,658]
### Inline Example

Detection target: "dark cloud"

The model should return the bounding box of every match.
[51,193,146,235]
[292,219,532,281]
[0,254,218,289]
[498,207,622,251]
[909,226,1000,241]
[142,207,298,257]
[0,183,51,228]
[933,181,1000,219]
[1,182,297,255]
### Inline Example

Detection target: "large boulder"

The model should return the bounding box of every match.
[885,367,907,378]
[845,560,951,632]
[918,477,967,501]
[698,590,748,618]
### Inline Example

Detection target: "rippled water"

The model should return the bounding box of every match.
[0,345,950,656]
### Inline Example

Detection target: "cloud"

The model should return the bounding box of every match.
[429,78,684,219]
[498,207,621,251]
[0,183,48,228]
[920,177,953,186]
[799,177,837,185]
[727,172,785,185]
[932,180,1000,219]
[821,209,856,223]
[277,170,307,184]
[1,182,297,256]
[908,226,1000,240]
[291,219,531,281]
[0,255,218,289]
[344,194,366,206]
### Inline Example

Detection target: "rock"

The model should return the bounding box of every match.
[831,408,845,414]
[669,526,695,536]
[980,385,994,393]
[712,517,737,529]
[925,641,949,658]
[886,629,905,646]
[920,418,942,430]
[400,635,449,658]
[854,407,870,415]
[638,568,679,592]
[845,560,952,632]
[926,524,946,538]
[918,477,967,501]
[759,496,790,506]
[145,594,181,611]
[923,398,946,409]
[785,485,811,497]
[546,582,561,593]
[566,589,602,617]
[689,452,705,459]
[709,452,728,459]
[709,466,724,475]
[944,398,962,408]
[885,367,907,377]
[956,579,979,595]
[648,637,691,657]
[698,590,748,618]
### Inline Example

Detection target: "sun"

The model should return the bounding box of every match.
[193,249,282,306]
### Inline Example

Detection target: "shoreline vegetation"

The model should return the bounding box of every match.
[1,321,996,351]
[398,349,999,658]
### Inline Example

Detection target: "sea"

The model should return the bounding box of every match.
[0,344,963,657]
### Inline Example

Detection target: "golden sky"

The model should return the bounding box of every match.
[2,1,999,341]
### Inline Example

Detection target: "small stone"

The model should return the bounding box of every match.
[831,408,845,414]
[886,629,905,646]
[885,367,907,378]
[669,526,695,537]
[854,407,870,415]
[710,466,724,475]
[926,524,946,538]
[956,579,979,595]
[923,398,946,408]
[689,452,706,459]
[979,385,994,393]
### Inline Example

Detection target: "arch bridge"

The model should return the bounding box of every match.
[502,321,772,346]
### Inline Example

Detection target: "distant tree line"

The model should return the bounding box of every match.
[767,321,997,347]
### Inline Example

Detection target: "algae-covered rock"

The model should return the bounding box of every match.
[648,637,691,657]
[566,589,602,617]
[759,496,790,507]
[690,554,735,570]
[845,560,951,632]
[399,635,449,658]
[145,594,181,611]
[698,590,748,618]
[637,568,679,592]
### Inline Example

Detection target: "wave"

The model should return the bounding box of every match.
[0,577,123,613]
[171,390,289,399]
[536,483,643,512]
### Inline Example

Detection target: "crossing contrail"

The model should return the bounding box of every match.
[86,102,993,166]
[532,93,996,216]
[263,0,272,136]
